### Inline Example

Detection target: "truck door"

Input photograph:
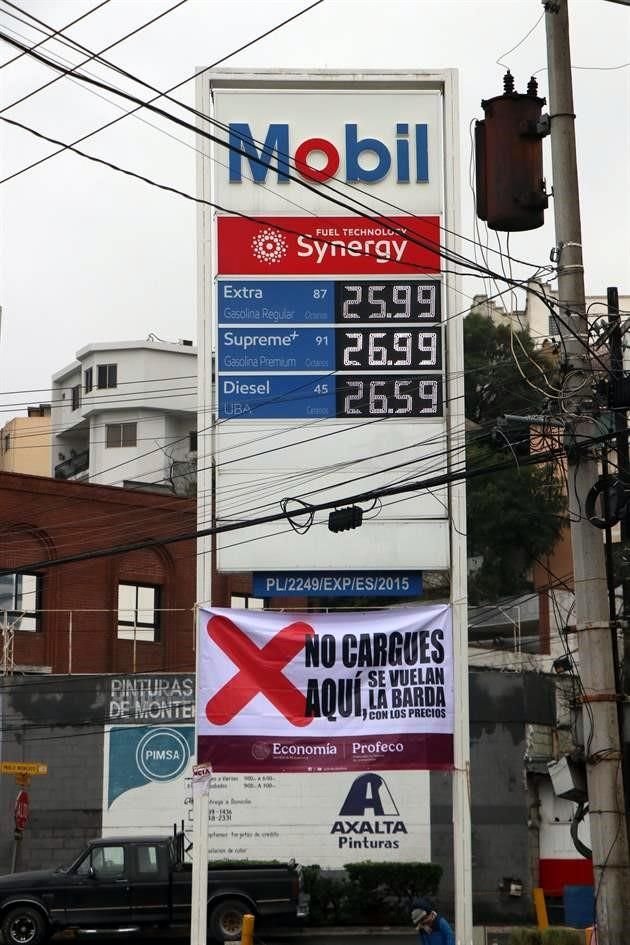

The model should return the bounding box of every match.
[129,842,170,924]
[65,843,132,926]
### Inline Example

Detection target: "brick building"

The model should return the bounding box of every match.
[0,472,268,675]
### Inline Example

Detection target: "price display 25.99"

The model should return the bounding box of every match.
[336,374,443,418]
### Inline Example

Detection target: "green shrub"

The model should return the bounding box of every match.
[509,931,541,945]
[509,931,583,945]
[541,929,583,945]
[302,861,442,926]
[344,861,442,900]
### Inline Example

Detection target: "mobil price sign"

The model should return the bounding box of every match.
[201,71,457,576]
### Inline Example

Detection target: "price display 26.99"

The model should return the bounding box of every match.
[336,374,443,418]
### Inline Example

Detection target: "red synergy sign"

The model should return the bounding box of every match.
[217,215,441,276]
[14,790,29,831]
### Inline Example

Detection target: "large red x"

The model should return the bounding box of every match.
[205,614,315,727]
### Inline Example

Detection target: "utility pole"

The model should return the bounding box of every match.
[544,2,630,940]
[607,286,630,840]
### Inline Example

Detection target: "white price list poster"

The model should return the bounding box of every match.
[102,729,430,868]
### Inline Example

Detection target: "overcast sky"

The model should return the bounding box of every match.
[1,0,629,413]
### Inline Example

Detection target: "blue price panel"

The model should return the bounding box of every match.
[218,280,335,324]
[218,375,335,419]
[218,327,335,372]
[253,572,423,598]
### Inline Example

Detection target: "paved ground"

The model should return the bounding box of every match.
[46,929,418,945]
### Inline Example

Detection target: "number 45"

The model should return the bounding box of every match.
[314,384,328,393]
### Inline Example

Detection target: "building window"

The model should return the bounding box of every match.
[106,422,137,448]
[71,385,81,411]
[117,583,160,642]
[2,433,9,454]
[0,573,41,632]
[230,594,265,611]
[97,363,117,389]
[189,430,198,453]
[85,367,93,393]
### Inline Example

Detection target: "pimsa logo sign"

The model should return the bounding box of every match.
[217,215,441,276]
[197,605,453,774]
[107,726,194,806]
[228,122,429,185]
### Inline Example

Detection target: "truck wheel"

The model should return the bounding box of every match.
[208,898,249,942]
[1,907,49,945]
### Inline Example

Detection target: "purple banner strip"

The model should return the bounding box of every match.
[197,733,453,774]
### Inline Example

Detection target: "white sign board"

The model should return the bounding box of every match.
[102,724,430,867]
[196,71,461,575]
[196,605,453,773]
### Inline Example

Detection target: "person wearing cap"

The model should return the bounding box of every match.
[410,897,455,945]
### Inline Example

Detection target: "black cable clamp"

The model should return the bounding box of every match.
[585,475,629,529]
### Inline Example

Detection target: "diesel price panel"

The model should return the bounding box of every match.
[217,279,445,420]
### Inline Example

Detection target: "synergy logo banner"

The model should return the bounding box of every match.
[217,216,441,275]
[197,605,453,773]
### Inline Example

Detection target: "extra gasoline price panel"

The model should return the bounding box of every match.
[217,279,444,420]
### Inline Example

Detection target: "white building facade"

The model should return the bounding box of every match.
[51,340,197,490]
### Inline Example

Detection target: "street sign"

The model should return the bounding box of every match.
[192,763,213,780]
[0,762,48,776]
[14,790,29,831]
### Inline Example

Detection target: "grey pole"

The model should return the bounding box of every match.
[544,1,630,940]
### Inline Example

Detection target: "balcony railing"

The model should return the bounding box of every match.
[54,449,89,480]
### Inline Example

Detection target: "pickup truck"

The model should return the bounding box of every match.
[0,833,307,945]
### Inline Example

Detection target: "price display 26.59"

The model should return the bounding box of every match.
[336,374,443,418]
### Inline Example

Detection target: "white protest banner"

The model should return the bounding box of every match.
[197,605,453,773]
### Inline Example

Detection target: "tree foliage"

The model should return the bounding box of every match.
[464,313,566,603]
[464,310,558,424]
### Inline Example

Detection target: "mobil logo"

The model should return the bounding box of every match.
[228,123,429,185]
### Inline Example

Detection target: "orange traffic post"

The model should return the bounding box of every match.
[532,888,549,930]
[240,913,255,945]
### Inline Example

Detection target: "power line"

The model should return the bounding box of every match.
[0,23,561,292]
[0,0,189,118]
[0,0,111,70]
[1,0,557,279]
[0,0,326,185]
[1,431,611,578]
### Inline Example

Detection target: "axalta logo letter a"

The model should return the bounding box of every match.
[228,123,429,185]
[339,774,400,817]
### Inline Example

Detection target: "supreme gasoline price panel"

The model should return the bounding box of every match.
[217,279,444,419]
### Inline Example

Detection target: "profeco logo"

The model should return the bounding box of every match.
[228,123,428,185]
[330,774,408,850]
[135,728,190,782]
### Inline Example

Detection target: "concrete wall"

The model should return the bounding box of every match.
[0,668,556,928]
[431,669,555,924]
[0,675,107,874]
[0,415,51,476]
